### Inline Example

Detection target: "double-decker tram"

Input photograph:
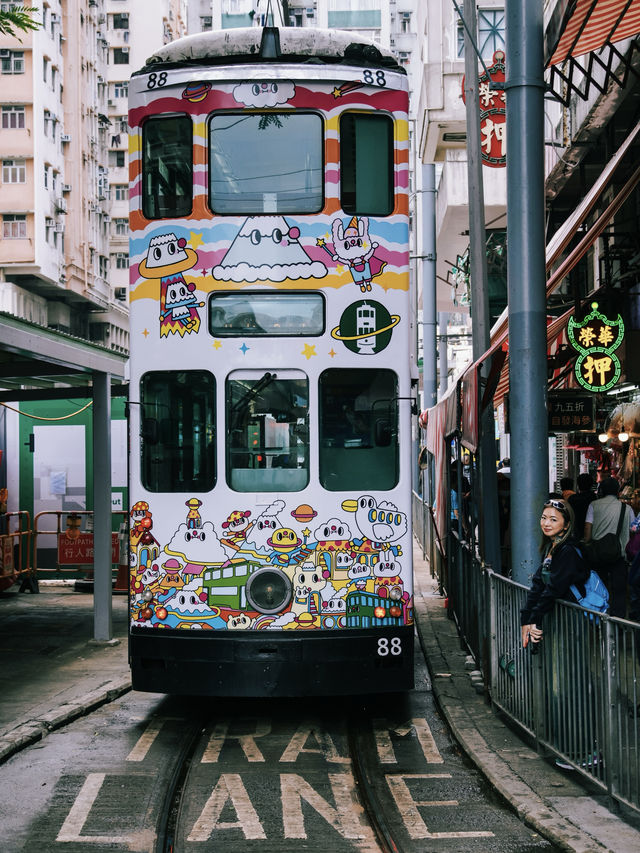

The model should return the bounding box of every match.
[127,25,415,696]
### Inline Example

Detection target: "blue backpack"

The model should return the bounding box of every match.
[571,570,609,618]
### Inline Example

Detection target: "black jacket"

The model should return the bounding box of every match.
[520,537,590,626]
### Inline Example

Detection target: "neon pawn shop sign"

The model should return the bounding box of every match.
[567,302,624,392]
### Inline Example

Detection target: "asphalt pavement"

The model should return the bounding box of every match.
[1,547,639,853]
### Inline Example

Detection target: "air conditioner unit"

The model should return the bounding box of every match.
[108,99,114,106]
[55,198,67,213]
[61,134,71,142]
[54,223,65,233]
[62,184,72,193]
[115,287,127,301]
[103,215,111,223]
[45,217,55,226]
[306,8,314,17]
[51,14,60,24]
[98,14,106,24]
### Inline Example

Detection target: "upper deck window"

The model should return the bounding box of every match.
[209,292,324,337]
[142,115,192,219]
[209,112,323,214]
[340,113,394,215]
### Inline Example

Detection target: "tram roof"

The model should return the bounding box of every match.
[136,26,405,75]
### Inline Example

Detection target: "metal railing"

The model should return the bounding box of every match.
[413,490,640,814]
[0,511,32,590]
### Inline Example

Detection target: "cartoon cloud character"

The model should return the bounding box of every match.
[138,233,203,337]
[330,216,386,292]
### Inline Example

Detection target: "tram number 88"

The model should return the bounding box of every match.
[377,637,402,657]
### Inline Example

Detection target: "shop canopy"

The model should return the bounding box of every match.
[545,0,640,103]
[547,0,640,66]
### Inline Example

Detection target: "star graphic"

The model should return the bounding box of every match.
[302,527,311,540]
[316,237,326,247]
[332,86,343,99]
[212,340,222,350]
[301,343,316,360]
[240,342,250,354]
[199,268,208,277]
[142,328,150,338]
[189,232,204,250]
[328,348,336,358]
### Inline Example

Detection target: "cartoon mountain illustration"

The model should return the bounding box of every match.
[213,216,327,283]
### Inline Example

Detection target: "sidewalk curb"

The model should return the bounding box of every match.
[414,575,611,853]
[0,676,132,766]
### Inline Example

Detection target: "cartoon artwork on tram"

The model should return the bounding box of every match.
[330,299,401,355]
[328,215,386,293]
[137,233,204,337]
[129,494,413,631]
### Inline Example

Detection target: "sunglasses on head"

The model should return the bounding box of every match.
[543,499,567,513]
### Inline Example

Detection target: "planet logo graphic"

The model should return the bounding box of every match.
[182,82,211,103]
[331,300,400,354]
[291,504,318,523]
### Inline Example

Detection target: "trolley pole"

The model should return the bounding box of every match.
[505,1,548,585]
[421,164,437,409]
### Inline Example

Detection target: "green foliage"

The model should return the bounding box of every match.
[0,6,40,40]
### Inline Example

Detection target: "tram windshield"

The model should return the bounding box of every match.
[226,370,310,492]
[142,115,193,219]
[209,112,323,214]
[319,368,398,491]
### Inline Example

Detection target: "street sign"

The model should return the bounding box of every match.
[57,532,119,565]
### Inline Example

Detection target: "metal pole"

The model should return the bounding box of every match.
[92,370,114,643]
[505,1,548,585]
[464,1,500,572]
[438,312,448,397]
[421,164,438,409]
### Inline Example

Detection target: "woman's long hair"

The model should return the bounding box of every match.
[539,498,575,554]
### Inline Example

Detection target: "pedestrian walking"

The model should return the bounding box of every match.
[584,477,633,618]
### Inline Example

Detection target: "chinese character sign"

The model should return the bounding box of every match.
[567,302,624,392]
[462,50,506,168]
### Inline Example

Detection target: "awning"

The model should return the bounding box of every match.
[547,0,640,66]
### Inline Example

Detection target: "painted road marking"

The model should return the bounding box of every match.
[374,718,444,764]
[188,773,266,841]
[126,717,167,761]
[201,720,271,763]
[386,774,495,839]
[56,773,131,844]
[279,720,351,764]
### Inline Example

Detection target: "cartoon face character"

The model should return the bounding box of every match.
[347,561,374,590]
[144,234,190,270]
[314,518,352,542]
[330,216,385,293]
[321,595,347,628]
[349,495,408,545]
[373,549,401,579]
[268,527,301,554]
[222,510,252,537]
[243,500,286,551]
[185,528,206,542]
[335,550,355,574]
[227,612,253,630]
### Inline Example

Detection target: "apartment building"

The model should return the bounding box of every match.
[104,0,187,311]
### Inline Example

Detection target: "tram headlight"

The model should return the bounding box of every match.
[246,568,292,615]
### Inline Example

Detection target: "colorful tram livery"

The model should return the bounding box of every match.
[127,26,415,696]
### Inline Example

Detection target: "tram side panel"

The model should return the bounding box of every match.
[127,58,414,695]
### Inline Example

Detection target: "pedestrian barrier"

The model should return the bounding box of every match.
[413,489,640,815]
[29,510,129,590]
[0,511,32,591]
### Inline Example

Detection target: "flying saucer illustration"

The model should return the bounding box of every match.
[331,300,400,355]
[291,504,318,523]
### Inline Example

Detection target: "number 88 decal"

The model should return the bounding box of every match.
[377,637,402,656]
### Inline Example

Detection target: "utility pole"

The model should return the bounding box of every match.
[422,164,438,410]
[505,1,548,585]
[463,2,500,572]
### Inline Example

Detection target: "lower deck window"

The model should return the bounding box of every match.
[226,370,309,492]
[140,370,215,492]
[319,368,398,491]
